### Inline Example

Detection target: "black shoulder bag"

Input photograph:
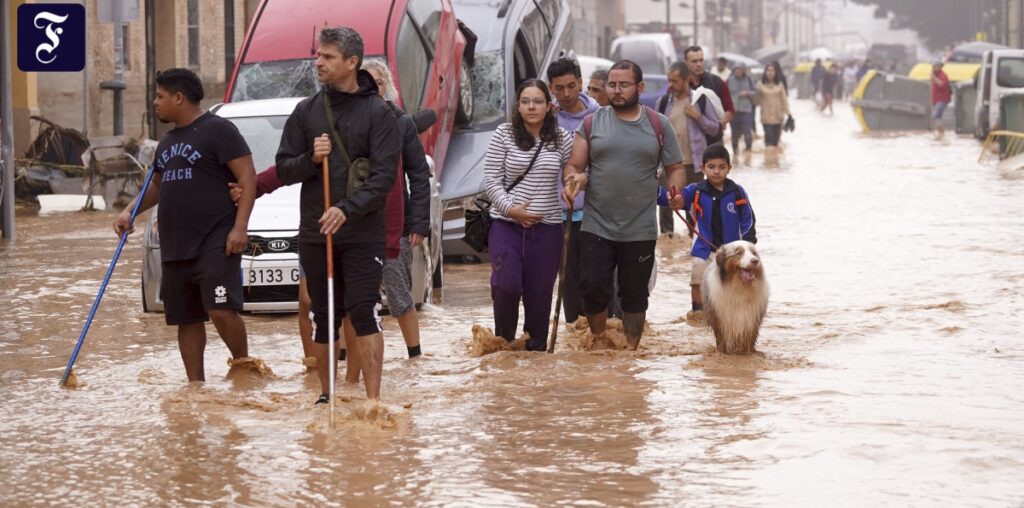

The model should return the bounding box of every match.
[322,92,371,198]
[462,140,545,253]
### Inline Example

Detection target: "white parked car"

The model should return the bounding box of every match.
[141,98,441,313]
[610,33,677,77]
[577,55,614,81]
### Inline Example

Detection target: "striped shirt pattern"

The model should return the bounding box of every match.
[484,123,573,225]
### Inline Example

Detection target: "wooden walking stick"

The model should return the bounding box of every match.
[548,181,576,354]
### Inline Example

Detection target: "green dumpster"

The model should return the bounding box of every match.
[998,94,1024,157]
[954,82,976,135]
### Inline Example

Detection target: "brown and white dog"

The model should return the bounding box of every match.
[701,241,769,354]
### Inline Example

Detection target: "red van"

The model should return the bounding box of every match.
[225,0,474,183]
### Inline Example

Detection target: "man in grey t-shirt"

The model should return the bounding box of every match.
[563,60,687,350]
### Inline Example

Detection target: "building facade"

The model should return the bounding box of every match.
[7,0,254,155]
[569,0,626,58]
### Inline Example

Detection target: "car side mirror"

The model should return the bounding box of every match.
[414,108,437,134]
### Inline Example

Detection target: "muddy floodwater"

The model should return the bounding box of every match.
[2,101,1023,506]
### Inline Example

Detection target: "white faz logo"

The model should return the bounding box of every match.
[33,11,69,64]
[214,285,227,304]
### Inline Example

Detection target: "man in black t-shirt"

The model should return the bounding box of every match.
[114,68,257,382]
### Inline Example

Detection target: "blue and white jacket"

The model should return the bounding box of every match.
[657,178,756,259]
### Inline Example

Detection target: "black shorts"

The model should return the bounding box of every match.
[578,231,656,315]
[300,241,384,342]
[161,250,243,326]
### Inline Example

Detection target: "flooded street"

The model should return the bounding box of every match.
[2,100,1023,506]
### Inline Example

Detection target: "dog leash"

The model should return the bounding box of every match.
[669,185,719,251]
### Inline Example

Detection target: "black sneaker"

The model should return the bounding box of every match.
[315,393,330,405]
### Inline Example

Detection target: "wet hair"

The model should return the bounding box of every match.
[610,59,643,83]
[511,79,560,152]
[547,57,581,81]
[361,60,398,101]
[702,143,731,166]
[155,68,204,103]
[590,68,609,82]
[320,26,364,67]
[683,45,704,60]
[668,61,690,79]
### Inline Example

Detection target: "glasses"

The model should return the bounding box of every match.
[518,98,548,107]
[605,81,636,91]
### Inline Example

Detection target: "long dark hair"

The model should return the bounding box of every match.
[763,60,788,92]
[511,79,560,152]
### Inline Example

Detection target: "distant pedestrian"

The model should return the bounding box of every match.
[843,62,859,99]
[856,59,871,81]
[727,63,757,154]
[587,68,611,107]
[757,63,790,158]
[810,58,825,95]
[833,63,845,100]
[931,61,951,140]
[113,68,257,382]
[548,58,599,325]
[484,79,573,351]
[711,56,730,81]
[820,64,838,115]
[563,60,687,350]
[768,60,789,94]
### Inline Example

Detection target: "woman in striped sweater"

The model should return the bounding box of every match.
[484,79,573,351]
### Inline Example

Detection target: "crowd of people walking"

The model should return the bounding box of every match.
[117,25,788,406]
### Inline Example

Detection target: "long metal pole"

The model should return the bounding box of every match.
[61,164,156,386]
[322,157,335,428]
[82,0,89,134]
[145,0,156,138]
[693,0,698,46]
[1,0,16,240]
[112,0,124,135]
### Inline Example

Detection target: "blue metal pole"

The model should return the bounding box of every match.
[60,164,157,386]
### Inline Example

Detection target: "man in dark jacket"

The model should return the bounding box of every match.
[275,26,401,404]
[683,47,733,145]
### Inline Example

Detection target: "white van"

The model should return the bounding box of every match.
[974,49,1024,139]
[610,34,677,77]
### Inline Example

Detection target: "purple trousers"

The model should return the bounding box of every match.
[489,219,563,351]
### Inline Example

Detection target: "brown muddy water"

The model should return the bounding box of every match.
[2,101,1023,506]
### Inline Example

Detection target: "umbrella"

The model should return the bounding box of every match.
[752,44,788,64]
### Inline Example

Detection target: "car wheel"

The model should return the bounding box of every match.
[455,58,474,125]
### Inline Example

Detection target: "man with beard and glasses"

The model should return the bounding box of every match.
[562,60,688,351]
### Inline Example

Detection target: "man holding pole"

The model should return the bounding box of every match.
[113,68,257,382]
[275,27,400,404]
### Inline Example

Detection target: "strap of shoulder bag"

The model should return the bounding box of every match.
[504,139,545,193]
[322,92,352,166]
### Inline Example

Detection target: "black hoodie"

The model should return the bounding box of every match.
[276,70,400,245]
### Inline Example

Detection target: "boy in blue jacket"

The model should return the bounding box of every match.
[660,144,756,322]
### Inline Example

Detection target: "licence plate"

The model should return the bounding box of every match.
[242,265,300,286]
